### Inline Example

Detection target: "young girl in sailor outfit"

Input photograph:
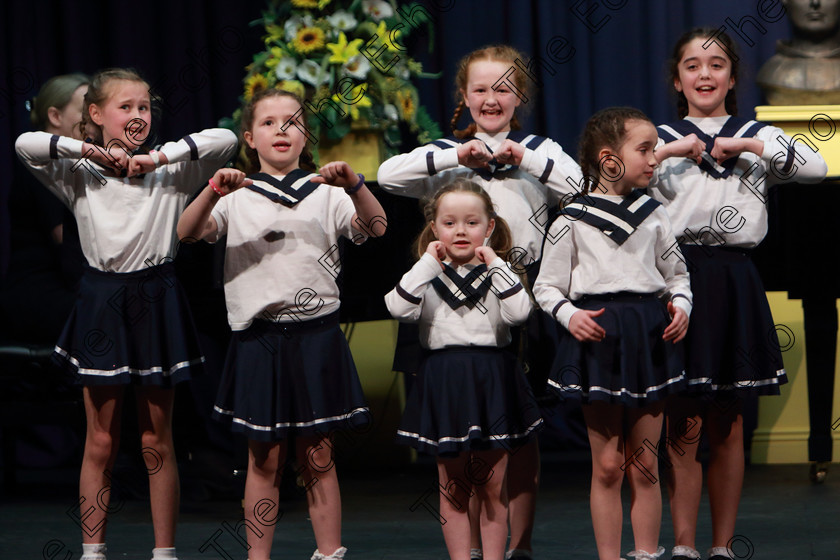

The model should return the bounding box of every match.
[177,88,386,560]
[533,107,692,560]
[378,44,583,560]
[15,68,237,560]
[649,29,827,560]
[385,178,541,560]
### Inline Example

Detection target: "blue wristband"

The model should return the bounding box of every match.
[345,173,365,195]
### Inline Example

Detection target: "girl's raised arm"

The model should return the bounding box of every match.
[177,168,251,242]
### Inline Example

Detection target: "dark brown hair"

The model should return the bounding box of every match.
[239,88,317,175]
[450,45,531,139]
[78,68,155,149]
[668,27,739,119]
[577,106,652,194]
[414,178,513,260]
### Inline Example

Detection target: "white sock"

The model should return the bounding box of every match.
[708,548,732,559]
[672,546,701,559]
[81,543,106,560]
[506,549,533,559]
[151,547,177,560]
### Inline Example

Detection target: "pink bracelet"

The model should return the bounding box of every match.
[209,178,225,197]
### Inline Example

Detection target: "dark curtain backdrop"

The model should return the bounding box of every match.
[1,0,788,273]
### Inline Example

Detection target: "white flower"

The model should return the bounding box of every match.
[384,104,399,121]
[284,14,313,41]
[393,63,410,80]
[327,10,357,31]
[275,58,298,80]
[362,0,393,21]
[297,59,326,86]
[343,54,371,80]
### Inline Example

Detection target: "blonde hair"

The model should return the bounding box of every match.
[30,73,90,131]
[414,178,513,260]
[450,45,531,139]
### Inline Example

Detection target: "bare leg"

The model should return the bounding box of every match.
[469,491,482,554]
[438,453,474,560]
[244,440,285,560]
[582,403,625,560]
[79,385,125,544]
[506,438,539,555]
[472,449,509,560]
[666,396,704,551]
[625,402,665,554]
[706,398,743,549]
[135,386,179,548]
[298,435,343,556]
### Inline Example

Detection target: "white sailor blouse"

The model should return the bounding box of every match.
[385,253,532,350]
[649,115,828,249]
[377,131,584,263]
[533,191,692,329]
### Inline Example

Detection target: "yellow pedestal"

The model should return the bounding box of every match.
[337,319,412,468]
[750,104,840,463]
[317,129,385,181]
[754,105,840,178]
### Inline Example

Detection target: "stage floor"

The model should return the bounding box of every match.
[1,456,837,559]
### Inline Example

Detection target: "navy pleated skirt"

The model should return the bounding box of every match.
[213,312,369,442]
[54,263,203,386]
[680,245,787,395]
[397,346,543,456]
[547,292,686,407]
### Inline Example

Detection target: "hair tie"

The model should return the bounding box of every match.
[24,99,32,112]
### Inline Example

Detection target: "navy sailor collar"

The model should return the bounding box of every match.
[657,116,768,179]
[428,132,548,180]
[431,263,492,310]
[561,190,661,246]
[246,169,322,207]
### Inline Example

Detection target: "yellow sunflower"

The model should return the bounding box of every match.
[276,80,306,100]
[292,26,326,55]
[396,89,416,121]
[244,73,269,102]
[291,0,318,7]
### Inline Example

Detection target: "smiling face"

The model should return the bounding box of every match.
[89,79,151,148]
[430,191,495,266]
[243,94,306,176]
[462,59,521,135]
[611,119,659,193]
[674,37,735,118]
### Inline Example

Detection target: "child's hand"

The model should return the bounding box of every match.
[85,142,130,174]
[313,161,360,189]
[211,168,252,195]
[474,246,498,264]
[494,139,525,166]
[127,154,156,177]
[425,241,447,269]
[663,134,705,164]
[568,308,606,342]
[663,301,688,343]
[457,140,493,169]
[710,137,762,163]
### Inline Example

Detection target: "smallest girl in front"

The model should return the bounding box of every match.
[385,179,542,560]
[178,88,386,560]
[533,107,692,560]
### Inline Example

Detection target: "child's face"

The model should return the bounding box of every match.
[89,80,151,148]
[431,192,495,266]
[51,85,87,139]
[674,37,735,118]
[462,59,521,135]
[602,120,658,195]
[244,95,306,176]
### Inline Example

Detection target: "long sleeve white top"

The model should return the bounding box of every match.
[385,253,532,349]
[15,128,238,272]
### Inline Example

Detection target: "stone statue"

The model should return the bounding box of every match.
[757,0,840,104]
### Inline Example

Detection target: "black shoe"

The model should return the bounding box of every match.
[809,461,829,484]
[671,556,694,560]
[709,556,731,560]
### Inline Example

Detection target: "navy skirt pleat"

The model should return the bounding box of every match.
[548,292,686,407]
[397,347,543,456]
[213,312,369,442]
[54,263,203,386]
[680,245,787,395]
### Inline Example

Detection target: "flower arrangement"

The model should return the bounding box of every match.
[221,0,443,162]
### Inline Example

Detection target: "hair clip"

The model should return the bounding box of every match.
[24,99,32,112]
